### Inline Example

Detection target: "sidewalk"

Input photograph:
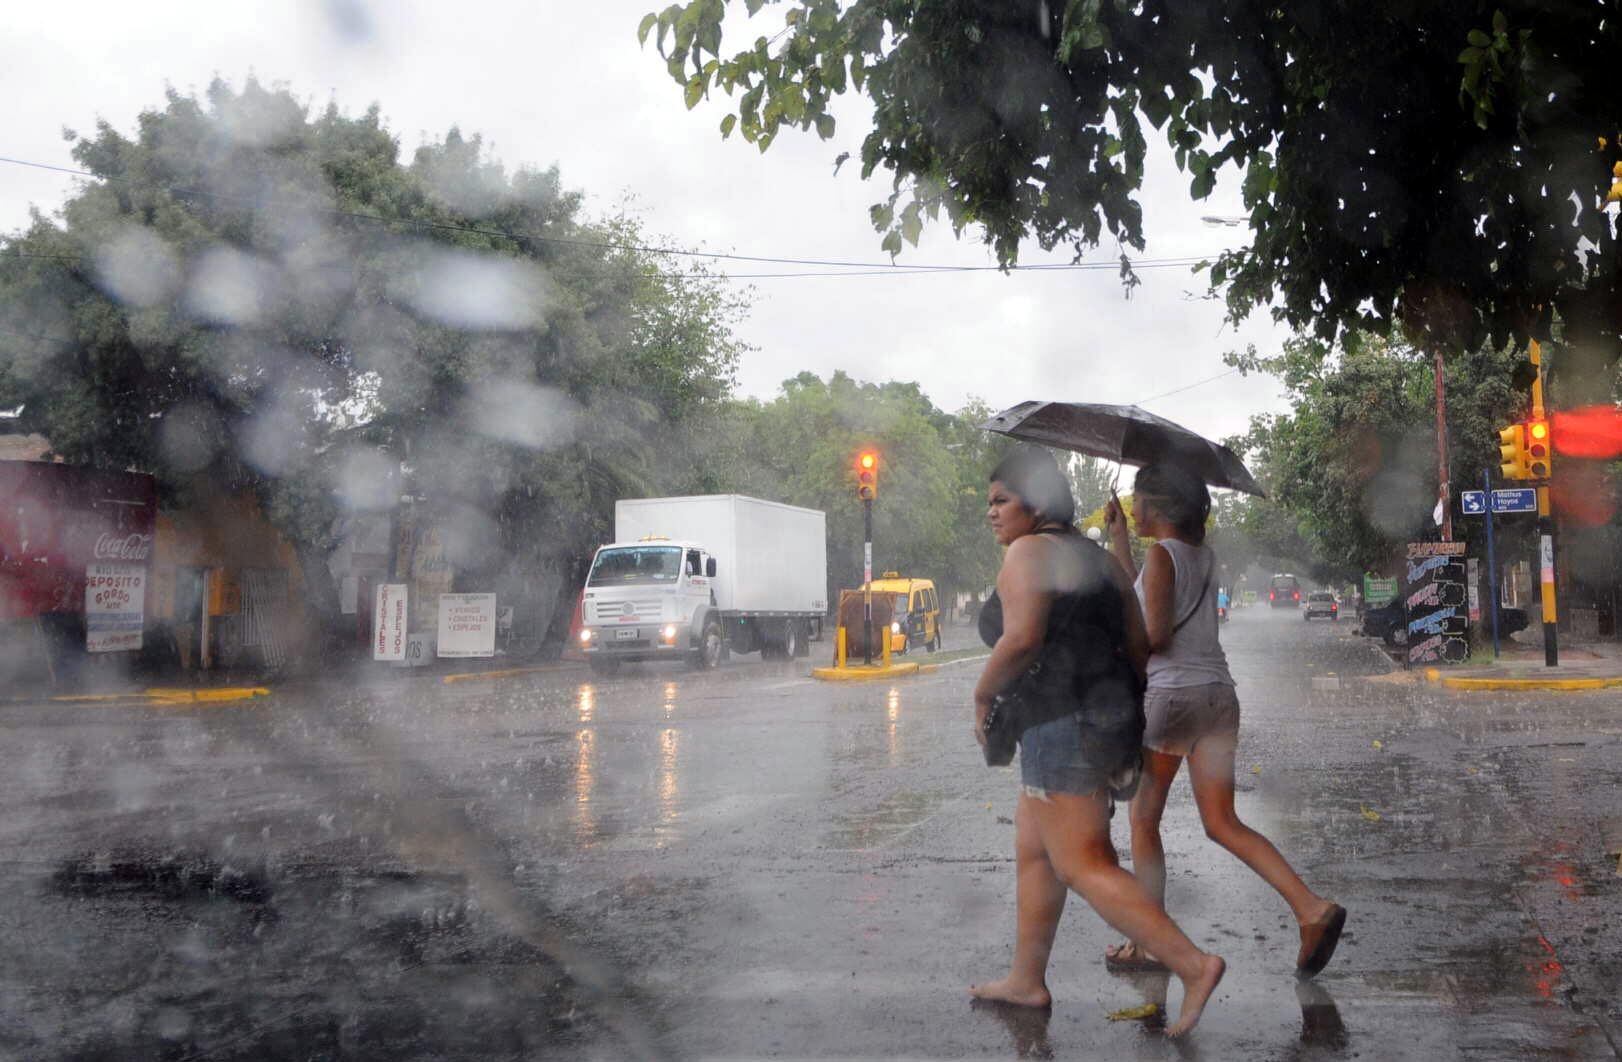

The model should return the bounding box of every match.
[1423,633,1622,690]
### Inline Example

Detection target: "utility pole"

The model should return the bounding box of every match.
[1435,349,1453,542]
[855,451,879,666]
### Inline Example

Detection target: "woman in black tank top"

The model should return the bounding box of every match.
[968,446,1226,1037]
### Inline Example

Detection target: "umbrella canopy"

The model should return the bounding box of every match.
[981,401,1267,497]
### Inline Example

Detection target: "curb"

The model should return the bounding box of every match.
[43,687,272,706]
[1423,668,1622,692]
[442,663,584,685]
[811,662,921,683]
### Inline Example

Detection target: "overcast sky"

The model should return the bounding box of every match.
[0,0,1295,443]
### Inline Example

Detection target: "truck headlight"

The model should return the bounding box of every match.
[661,624,678,643]
[579,628,594,644]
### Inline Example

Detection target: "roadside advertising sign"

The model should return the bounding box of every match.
[84,563,146,652]
[1363,576,1398,607]
[437,593,497,658]
[373,583,408,661]
[1404,542,1469,666]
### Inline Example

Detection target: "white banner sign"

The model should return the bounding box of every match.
[373,583,408,661]
[437,593,497,658]
[85,563,146,652]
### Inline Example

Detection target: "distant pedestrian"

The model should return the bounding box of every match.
[1102,463,1345,978]
[970,446,1225,1037]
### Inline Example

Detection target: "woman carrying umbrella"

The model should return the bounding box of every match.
[1101,462,1346,978]
[969,446,1226,1037]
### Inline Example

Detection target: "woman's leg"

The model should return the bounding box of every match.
[1106,749,1183,964]
[1030,789,1224,1037]
[1186,731,1334,924]
[970,793,1066,1007]
[1128,749,1184,908]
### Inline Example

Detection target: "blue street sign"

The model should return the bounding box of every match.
[1460,491,1486,515]
[1491,488,1537,514]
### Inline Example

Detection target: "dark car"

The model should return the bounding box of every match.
[1360,601,1528,647]
[1268,573,1302,608]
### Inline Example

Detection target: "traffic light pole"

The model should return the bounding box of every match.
[862,497,874,666]
[1483,469,1501,659]
[1531,340,1558,667]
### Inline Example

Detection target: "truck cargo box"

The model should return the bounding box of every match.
[613,495,826,615]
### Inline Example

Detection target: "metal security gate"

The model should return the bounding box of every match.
[240,568,289,671]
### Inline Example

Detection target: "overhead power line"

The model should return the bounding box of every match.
[0,153,1233,278]
[1132,366,1242,406]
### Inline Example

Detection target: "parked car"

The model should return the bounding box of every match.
[1303,590,1339,621]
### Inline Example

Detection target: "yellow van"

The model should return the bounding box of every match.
[865,573,942,654]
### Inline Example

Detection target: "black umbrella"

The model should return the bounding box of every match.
[981,401,1267,497]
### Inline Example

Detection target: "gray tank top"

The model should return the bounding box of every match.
[1134,539,1234,690]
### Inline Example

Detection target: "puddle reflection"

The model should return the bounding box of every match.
[970,998,1053,1059]
[886,687,901,767]
[1295,981,1348,1051]
[657,726,682,844]
[574,683,597,842]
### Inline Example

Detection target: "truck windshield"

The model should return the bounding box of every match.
[587,546,683,586]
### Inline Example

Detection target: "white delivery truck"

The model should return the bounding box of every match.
[579,495,828,672]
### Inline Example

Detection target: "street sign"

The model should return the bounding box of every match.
[1461,491,1486,515]
[1491,488,1536,514]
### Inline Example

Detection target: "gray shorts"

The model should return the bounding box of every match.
[1143,682,1240,756]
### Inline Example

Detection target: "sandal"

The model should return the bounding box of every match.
[1104,942,1170,973]
[1296,904,1347,979]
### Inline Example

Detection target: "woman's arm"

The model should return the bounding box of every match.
[1139,542,1177,654]
[1104,494,1137,579]
[973,537,1053,734]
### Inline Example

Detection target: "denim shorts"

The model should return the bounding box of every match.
[1018,712,1141,800]
[1143,682,1240,756]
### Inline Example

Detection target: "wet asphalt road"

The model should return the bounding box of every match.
[2,608,1620,1059]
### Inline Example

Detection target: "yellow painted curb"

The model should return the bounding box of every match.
[144,687,272,704]
[442,665,577,685]
[1437,675,1622,691]
[811,662,921,682]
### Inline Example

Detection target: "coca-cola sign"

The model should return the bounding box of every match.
[93,532,153,562]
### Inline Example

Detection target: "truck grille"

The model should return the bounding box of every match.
[589,599,662,623]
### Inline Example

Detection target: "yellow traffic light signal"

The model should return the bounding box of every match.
[1498,423,1528,480]
[1525,418,1551,479]
[856,450,879,501]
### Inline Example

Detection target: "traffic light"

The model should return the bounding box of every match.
[856,451,879,501]
[1524,418,1552,479]
[1498,423,1528,480]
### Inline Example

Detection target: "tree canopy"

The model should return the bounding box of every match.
[0,79,748,581]
[647,1,1622,369]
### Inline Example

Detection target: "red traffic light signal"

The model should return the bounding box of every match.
[856,451,879,500]
[1525,419,1551,479]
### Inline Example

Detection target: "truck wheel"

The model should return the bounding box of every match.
[690,619,726,670]
[926,629,940,653]
[791,620,811,658]
[780,621,801,660]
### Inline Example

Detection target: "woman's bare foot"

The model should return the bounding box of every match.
[968,976,1052,1009]
[1165,954,1225,1038]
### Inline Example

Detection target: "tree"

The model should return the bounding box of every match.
[0,79,748,641]
[1222,333,1526,579]
[646,2,1622,372]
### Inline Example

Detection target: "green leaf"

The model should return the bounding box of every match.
[833,151,850,175]
[901,205,923,246]
[1491,9,1507,34]
[719,113,737,138]
[815,113,836,140]
[685,76,705,110]
[881,229,903,257]
[638,12,659,46]
[1467,29,1491,47]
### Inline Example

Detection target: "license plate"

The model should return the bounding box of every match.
[615,628,638,640]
